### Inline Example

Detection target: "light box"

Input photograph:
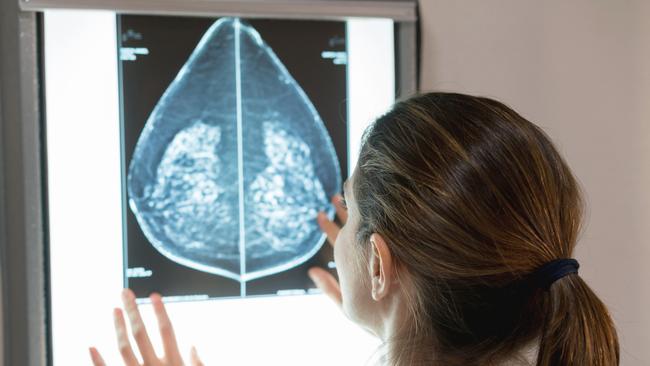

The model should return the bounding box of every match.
[43,9,400,365]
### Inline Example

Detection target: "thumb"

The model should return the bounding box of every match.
[190,346,204,366]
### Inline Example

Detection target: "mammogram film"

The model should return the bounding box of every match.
[127,17,341,283]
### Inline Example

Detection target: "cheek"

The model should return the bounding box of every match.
[333,227,370,321]
[333,228,353,294]
[333,226,356,278]
[332,229,346,282]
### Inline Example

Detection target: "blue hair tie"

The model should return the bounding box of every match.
[528,258,579,291]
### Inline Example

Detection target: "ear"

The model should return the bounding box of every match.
[368,233,394,301]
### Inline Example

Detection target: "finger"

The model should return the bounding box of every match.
[317,211,340,247]
[190,346,205,366]
[150,292,183,364]
[333,194,348,224]
[308,267,342,307]
[122,288,158,363]
[88,347,106,366]
[113,308,140,366]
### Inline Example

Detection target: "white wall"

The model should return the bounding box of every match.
[418,1,650,364]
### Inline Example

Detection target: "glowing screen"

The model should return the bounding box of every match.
[45,10,395,365]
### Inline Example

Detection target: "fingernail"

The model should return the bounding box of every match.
[308,271,320,285]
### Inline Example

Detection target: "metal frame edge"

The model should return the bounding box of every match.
[0,0,48,365]
[19,0,417,22]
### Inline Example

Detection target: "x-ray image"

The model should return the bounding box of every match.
[119,15,348,301]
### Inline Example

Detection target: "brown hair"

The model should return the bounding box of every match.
[353,92,619,365]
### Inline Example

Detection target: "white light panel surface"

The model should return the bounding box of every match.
[44,10,394,365]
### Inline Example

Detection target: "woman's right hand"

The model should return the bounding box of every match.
[88,289,203,366]
[308,194,348,308]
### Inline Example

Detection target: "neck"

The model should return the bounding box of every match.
[371,293,436,365]
[372,289,407,341]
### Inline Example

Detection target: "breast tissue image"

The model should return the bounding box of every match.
[127,17,342,283]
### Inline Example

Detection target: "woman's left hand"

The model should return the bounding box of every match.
[89,288,204,366]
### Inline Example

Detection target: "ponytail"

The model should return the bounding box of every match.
[536,275,619,365]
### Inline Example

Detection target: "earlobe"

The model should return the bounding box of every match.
[369,233,393,301]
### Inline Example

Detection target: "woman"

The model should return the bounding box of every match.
[89,92,620,365]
